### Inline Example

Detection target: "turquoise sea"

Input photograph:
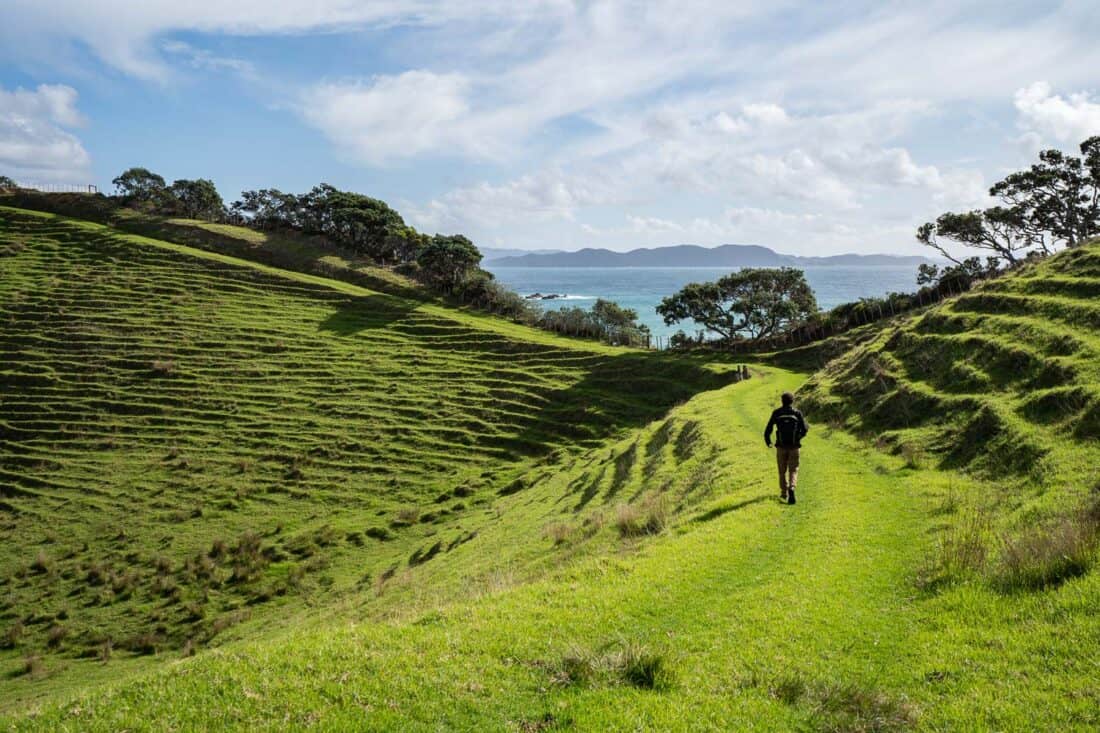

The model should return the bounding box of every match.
[486,265,921,339]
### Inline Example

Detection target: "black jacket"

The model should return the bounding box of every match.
[765,406,808,448]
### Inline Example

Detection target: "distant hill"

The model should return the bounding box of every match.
[486,243,933,268]
[481,246,564,260]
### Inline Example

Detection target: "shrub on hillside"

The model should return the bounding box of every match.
[454,271,539,322]
[537,299,650,346]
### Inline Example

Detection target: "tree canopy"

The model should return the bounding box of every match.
[169,179,225,221]
[657,267,818,341]
[918,136,1100,269]
[112,167,167,204]
[416,235,483,291]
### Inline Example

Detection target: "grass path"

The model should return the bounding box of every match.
[10,369,957,731]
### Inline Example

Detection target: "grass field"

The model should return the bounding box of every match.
[2,204,1098,730]
[0,206,736,709]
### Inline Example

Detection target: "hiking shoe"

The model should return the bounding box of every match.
[787,489,796,505]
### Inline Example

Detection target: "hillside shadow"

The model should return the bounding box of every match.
[500,350,740,463]
[691,494,771,523]
[318,294,420,335]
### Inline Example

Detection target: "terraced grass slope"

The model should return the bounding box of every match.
[4,207,1099,730]
[10,367,1100,731]
[802,240,1100,491]
[0,206,737,705]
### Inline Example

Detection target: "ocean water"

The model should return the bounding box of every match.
[486,265,921,339]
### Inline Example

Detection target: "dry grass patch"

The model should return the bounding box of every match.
[543,521,575,546]
[615,493,671,538]
[992,497,1100,591]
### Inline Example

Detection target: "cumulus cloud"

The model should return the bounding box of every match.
[407,169,618,233]
[0,84,91,183]
[1014,81,1100,146]
[301,72,475,164]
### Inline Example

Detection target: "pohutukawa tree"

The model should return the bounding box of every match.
[656,267,818,341]
[416,234,483,291]
[169,178,225,221]
[111,167,167,205]
[918,135,1100,269]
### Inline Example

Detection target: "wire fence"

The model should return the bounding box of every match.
[4,183,99,194]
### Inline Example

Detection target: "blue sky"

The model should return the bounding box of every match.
[2,1,1099,256]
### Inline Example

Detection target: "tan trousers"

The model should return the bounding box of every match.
[776,446,800,492]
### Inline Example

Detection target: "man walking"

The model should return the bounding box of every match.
[764,392,808,504]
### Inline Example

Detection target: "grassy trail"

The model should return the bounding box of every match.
[11,369,954,731]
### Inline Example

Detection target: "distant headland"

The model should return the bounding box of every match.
[484,243,933,268]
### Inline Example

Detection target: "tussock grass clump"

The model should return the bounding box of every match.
[920,495,1100,593]
[123,631,162,655]
[758,672,918,732]
[229,530,266,584]
[992,498,1100,592]
[46,624,68,649]
[615,493,671,538]
[899,443,925,470]
[21,654,45,680]
[543,521,574,546]
[149,359,177,376]
[917,509,990,591]
[29,550,53,576]
[808,681,918,732]
[930,482,960,516]
[364,526,393,541]
[551,640,675,691]
[2,620,25,649]
[612,642,674,690]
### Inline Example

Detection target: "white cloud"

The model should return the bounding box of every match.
[409,96,986,249]
[0,0,581,81]
[1014,81,1100,146]
[161,40,256,77]
[301,72,475,164]
[5,1,1097,255]
[0,84,91,183]
[408,169,617,233]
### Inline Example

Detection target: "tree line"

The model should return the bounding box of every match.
[106,167,650,346]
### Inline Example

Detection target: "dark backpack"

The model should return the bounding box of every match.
[774,411,802,447]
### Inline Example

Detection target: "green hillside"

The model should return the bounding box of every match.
[801,242,1100,503]
[2,206,1098,731]
[0,206,737,707]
